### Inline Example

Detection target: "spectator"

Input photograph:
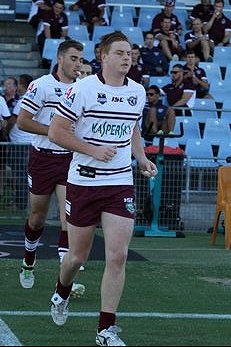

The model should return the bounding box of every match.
[154,17,184,61]
[5,74,34,210]
[2,77,20,114]
[190,0,214,23]
[37,0,68,58]
[184,18,214,62]
[68,0,109,36]
[79,61,92,78]
[90,43,102,74]
[183,51,212,99]
[140,31,169,76]
[0,96,10,205]
[141,85,176,146]
[28,0,53,31]
[151,0,182,36]
[127,44,144,83]
[203,0,231,46]
[162,63,196,116]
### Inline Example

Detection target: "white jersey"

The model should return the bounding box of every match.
[56,72,146,186]
[21,72,77,150]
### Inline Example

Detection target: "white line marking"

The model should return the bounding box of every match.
[130,248,226,251]
[1,311,231,320]
[0,319,22,346]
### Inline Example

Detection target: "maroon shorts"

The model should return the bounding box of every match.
[28,147,72,195]
[66,183,136,227]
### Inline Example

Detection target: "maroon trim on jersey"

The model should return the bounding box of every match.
[97,70,128,86]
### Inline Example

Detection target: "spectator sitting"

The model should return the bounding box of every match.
[162,63,196,116]
[190,0,214,24]
[140,31,169,76]
[127,44,144,83]
[141,85,176,146]
[203,0,231,46]
[37,0,68,60]
[151,0,182,36]
[68,0,108,37]
[28,0,54,31]
[183,51,212,99]
[154,17,184,61]
[90,43,102,74]
[185,18,214,62]
[2,76,20,114]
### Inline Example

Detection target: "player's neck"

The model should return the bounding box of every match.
[101,70,126,87]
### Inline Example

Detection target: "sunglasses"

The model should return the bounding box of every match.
[147,92,158,96]
[171,70,180,74]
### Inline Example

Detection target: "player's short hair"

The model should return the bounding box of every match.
[57,39,84,56]
[99,32,132,54]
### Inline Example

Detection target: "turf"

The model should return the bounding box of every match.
[1,232,231,346]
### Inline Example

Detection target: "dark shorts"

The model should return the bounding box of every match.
[66,184,136,227]
[28,147,72,195]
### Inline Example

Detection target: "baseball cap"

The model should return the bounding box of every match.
[165,0,175,6]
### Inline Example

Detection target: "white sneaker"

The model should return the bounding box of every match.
[51,292,69,326]
[96,326,126,346]
[19,259,35,289]
[70,282,85,298]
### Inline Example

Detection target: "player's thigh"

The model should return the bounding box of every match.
[67,222,95,259]
[102,212,134,256]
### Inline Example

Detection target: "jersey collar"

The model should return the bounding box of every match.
[97,70,128,86]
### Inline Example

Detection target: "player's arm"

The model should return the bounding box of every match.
[131,123,157,178]
[17,108,49,135]
[49,115,117,162]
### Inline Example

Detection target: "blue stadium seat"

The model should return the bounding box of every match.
[92,26,115,43]
[198,62,222,84]
[177,117,201,145]
[42,38,65,60]
[203,118,231,145]
[213,46,231,68]
[192,98,218,123]
[149,76,171,89]
[111,5,136,19]
[209,79,231,103]
[66,11,80,25]
[137,8,159,32]
[220,99,231,122]
[121,27,144,46]
[68,24,89,41]
[110,12,134,30]
[81,40,95,61]
[217,140,231,166]
[185,139,218,168]
[223,62,231,82]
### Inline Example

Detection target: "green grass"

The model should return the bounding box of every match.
[1,232,231,346]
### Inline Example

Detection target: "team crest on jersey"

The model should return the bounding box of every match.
[97,93,107,104]
[54,88,62,97]
[127,96,137,106]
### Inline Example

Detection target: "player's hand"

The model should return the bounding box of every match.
[94,146,117,162]
[140,160,158,178]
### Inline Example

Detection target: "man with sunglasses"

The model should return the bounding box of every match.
[141,85,176,146]
[162,63,196,116]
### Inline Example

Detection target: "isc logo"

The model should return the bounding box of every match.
[112,96,124,102]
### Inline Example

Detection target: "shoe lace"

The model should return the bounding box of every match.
[23,269,32,279]
[107,325,122,340]
[56,299,68,314]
